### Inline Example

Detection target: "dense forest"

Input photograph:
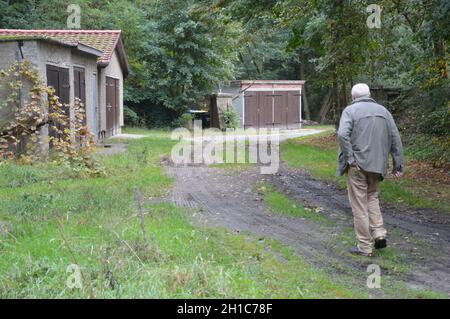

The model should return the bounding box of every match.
[0,0,448,164]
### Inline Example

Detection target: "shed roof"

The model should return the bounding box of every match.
[0,35,103,58]
[230,80,305,92]
[0,29,129,77]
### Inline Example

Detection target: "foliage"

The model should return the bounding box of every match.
[220,0,449,161]
[222,108,239,129]
[218,0,299,80]
[0,60,102,176]
[137,0,239,115]
[405,133,450,168]
[0,0,240,126]
[170,113,194,128]
[0,0,448,159]
[123,106,144,128]
[398,81,450,166]
[128,101,179,129]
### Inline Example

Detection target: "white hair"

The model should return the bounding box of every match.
[351,83,371,100]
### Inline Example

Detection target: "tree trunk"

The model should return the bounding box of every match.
[299,51,311,120]
[318,90,332,124]
[434,39,448,79]
[341,81,349,108]
[331,69,341,130]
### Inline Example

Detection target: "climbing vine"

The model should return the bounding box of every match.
[0,60,104,176]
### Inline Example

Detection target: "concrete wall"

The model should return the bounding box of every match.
[0,40,48,155]
[0,41,40,130]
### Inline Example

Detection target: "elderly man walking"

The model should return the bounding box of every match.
[337,83,404,257]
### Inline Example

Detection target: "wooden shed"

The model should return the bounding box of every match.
[218,80,305,129]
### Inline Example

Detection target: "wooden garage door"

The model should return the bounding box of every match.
[74,67,86,126]
[106,77,120,135]
[46,65,70,141]
[273,92,288,127]
[286,91,301,129]
[244,91,301,129]
[244,91,274,128]
[244,91,257,128]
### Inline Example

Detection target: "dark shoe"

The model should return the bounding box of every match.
[374,237,387,250]
[349,247,373,257]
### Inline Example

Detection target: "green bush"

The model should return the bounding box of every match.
[401,84,450,166]
[172,113,194,128]
[222,108,239,129]
[123,106,144,127]
[128,101,179,128]
[405,134,450,167]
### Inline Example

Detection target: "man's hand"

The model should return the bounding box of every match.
[393,171,403,178]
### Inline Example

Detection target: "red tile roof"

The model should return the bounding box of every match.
[0,29,128,74]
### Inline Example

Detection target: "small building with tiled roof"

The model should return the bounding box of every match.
[0,29,130,141]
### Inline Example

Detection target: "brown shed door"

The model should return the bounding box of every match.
[261,92,274,126]
[273,92,288,127]
[244,92,258,128]
[74,68,86,104]
[106,77,120,134]
[287,91,301,128]
[244,91,273,128]
[47,65,70,104]
[114,79,120,129]
[244,90,301,129]
[46,65,70,141]
[74,67,86,125]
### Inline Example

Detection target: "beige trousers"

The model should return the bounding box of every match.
[347,166,387,253]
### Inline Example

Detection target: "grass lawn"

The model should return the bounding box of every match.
[0,130,369,298]
[281,127,450,213]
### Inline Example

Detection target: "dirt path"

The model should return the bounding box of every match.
[166,162,450,296]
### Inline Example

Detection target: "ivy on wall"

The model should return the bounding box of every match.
[0,60,103,176]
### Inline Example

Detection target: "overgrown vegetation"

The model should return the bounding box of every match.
[0,132,370,298]
[222,108,240,129]
[0,129,446,298]
[0,60,102,176]
[123,106,144,128]
[173,113,194,129]
[400,85,450,167]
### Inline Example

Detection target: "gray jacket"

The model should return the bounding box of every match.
[336,97,404,178]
